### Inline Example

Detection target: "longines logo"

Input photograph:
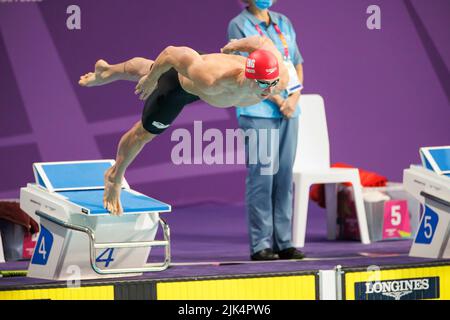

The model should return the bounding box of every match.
[355,277,440,300]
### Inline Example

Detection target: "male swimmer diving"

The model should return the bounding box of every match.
[79,35,291,215]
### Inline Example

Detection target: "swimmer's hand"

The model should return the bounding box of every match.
[221,36,268,54]
[221,39,238,54]
[135,74,157,101]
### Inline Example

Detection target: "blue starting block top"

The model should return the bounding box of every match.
[421,146,450,176]
[57,189,171,215]
[34,160,116,191]
[32,160,171,215]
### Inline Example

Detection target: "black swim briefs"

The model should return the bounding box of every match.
[141,67,200,134]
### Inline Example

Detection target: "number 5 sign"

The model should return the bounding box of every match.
[409,202,450,259]
[382,200,411,239]
[415,206,439,244]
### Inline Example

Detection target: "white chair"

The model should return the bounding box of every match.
[292,94,370,247]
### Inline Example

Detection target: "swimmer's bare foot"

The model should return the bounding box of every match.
[103,165,124,216]
[79,59,116,87]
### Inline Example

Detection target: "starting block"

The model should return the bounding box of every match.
[403,146,450,259]
[0,231,4,263]
[20,160,171,280]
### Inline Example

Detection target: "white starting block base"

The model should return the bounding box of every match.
[20,160,171,281]
[404,165,450,259]
[0,231,5,263]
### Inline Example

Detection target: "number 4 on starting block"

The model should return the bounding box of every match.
[31,225,54,265]
[410,200,450,259]
[96,248,115,268]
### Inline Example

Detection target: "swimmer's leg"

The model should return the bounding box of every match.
[103,120,156,215]
[79,57,153,87]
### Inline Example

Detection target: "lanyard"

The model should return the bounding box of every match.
[253,22,289,60]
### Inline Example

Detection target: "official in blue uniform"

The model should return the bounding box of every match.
[228,0,305,260]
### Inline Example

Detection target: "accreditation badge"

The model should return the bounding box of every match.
[284,59,303,96]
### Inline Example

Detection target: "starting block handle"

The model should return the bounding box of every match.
[35,211,171,274]
[420,191,450,207]
[94,240,169,249]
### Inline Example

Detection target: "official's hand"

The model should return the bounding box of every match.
[135,74,157,101]
[269,94,284,107]
[279,98,297,119]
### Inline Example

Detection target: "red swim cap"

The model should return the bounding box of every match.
[245,49,279,80]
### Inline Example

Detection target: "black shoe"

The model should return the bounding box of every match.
[251,249,279,261]
[277,247,305,260]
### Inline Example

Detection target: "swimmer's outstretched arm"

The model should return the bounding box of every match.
[135,46,215,100]
[221,35,283,61]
